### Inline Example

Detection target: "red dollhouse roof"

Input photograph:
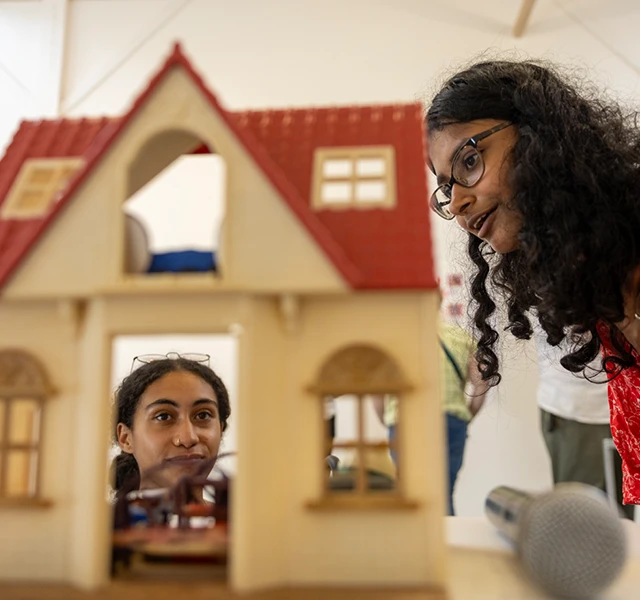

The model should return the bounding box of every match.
[0,44,436,291]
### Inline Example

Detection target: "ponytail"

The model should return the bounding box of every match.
[112,452,140,494]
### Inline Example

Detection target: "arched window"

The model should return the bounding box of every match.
[0,350,53,505]
[309,344,412,504]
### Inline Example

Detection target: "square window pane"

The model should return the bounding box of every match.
[356,158,386,177]
[6,450,38,498]
[19,189,50,212]
[363,396,393,443]
[324,397,336,458]
[363,446,397,492]
[355,181,386,203]
[30,167,55,185]
[10,398,41,445]
[322,159,352,178]
[332,395,359,445]
[321,182,352,204]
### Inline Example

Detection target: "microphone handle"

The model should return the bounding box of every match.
[485,486,533,544]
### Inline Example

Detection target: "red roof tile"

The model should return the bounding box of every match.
[0,44,436,292]
[0,117,117,290]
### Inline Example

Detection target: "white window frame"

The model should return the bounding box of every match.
[312,146,396,210]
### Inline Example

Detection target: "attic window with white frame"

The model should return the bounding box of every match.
[312,147,396,210]
[1,158,84,220]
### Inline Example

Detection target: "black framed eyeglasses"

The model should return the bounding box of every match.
[430,122,513,220]
[130,352,211,373]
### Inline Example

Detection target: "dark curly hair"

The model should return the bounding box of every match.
[112,358,231,492]
[427,59,640,385]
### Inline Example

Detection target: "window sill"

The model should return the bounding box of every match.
[102,273,221,295]
[306,494,419,511]
[0,497,52,509]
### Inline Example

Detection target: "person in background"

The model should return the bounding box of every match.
[374,318,489,515]
[536,331,634,519]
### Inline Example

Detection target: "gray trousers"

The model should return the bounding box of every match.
[540,409,634,520]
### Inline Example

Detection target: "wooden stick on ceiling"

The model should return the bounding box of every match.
[513,0,537,38]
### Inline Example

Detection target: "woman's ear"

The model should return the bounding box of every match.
[116,422,134,454]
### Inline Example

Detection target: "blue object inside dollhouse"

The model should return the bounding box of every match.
[148,249,216,273]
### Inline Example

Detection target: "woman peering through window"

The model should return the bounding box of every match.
[111,355,231,500]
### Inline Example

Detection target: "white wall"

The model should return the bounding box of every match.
[2,0,640,515]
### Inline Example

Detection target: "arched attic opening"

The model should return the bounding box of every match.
[123,129,226,276]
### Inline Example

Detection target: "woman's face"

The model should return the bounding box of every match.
[429,119,522,254]
[117,370,222,490]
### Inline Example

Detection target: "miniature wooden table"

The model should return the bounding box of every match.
[112,523,228,557]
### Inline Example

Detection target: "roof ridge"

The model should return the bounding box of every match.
[233,100,423,115]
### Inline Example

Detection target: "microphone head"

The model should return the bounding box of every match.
[518,483,627,599]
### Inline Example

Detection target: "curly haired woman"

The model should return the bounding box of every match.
[426,59,640,504]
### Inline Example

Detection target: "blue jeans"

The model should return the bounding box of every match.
[388,412,467,516]
[446,413,468,516]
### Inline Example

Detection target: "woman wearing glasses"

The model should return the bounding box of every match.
[426,60,640,505]
[112,354,231,496]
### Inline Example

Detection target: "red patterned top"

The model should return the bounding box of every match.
[598,322,640,504]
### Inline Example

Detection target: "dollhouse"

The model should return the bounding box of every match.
[0,44,445,595]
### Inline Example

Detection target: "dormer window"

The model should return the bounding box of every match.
[1,158,84,219]
[312,146,396,210]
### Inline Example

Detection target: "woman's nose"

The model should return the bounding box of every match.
[448,184,474,217]
[176,420,199,447]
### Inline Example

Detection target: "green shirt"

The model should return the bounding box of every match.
[383,320,475,425]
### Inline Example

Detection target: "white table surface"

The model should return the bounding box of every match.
[445,517,640,599]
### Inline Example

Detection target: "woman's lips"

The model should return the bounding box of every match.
[166,454,206,463]
[478,208,497,238]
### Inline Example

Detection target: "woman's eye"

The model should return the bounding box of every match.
[194,410,215,421]
[153,412,172,422]
[462,152,479,170]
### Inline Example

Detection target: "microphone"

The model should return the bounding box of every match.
[485,483,628,599]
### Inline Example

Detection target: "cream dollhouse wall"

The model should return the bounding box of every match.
[0,287,444,590]
[217,291,446,591]
[276,291,446,589]
[0,301,77,579]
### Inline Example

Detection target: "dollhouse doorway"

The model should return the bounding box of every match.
[109,333,238,582]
